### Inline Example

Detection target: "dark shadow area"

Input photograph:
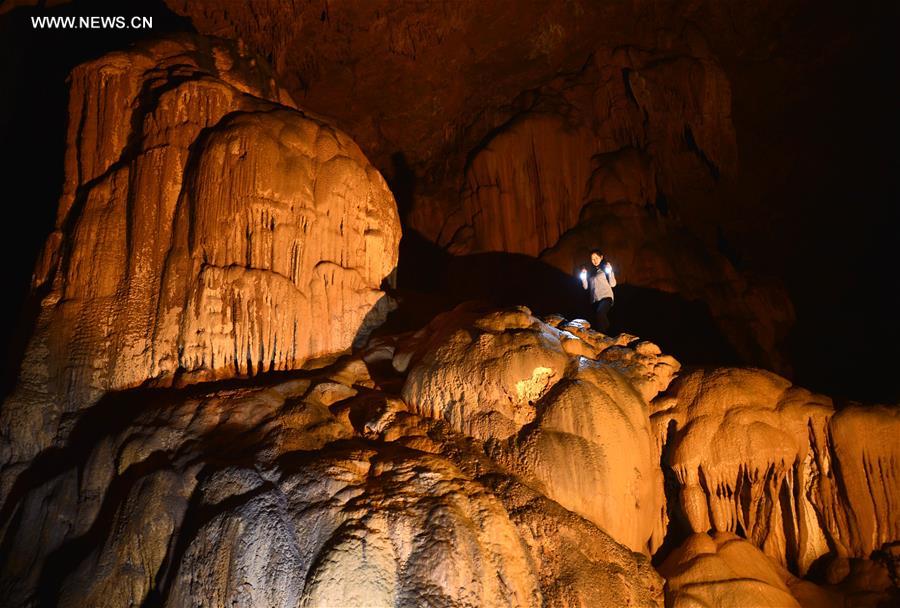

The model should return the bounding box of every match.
[140,472,275,608]
[683,124,720,181]
[714,0,899,404]
[611,285,741,367]
[651,419,694,567]
[383,229,744,369]
[388,151,416,223]
[0,0,194,399]
[786,226,900,403]
[36,450,175,608]
[716,225,743,270]
[379,229,591,336]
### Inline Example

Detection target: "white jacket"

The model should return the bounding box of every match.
[581,263,616,302]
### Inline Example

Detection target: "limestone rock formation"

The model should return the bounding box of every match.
[660,533,818,608]
[397,306,571,441]
[0,6,896,605]
[490,355,665,554]
[0,327,669,608]
[398,305,677,553]
[652,367,900,575]
[450,52,736,258]
[0,365,538,608]
[165,1,794,374]
[660,532,898,608]
[1,36,671,608]
[440,52,789,372]
[164,448,542,608]
[1,294,896,606]
[349,389,665,608]
[1,36,401,490]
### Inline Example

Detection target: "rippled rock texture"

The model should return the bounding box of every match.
[660,533,822,608]
[397,305,677,553]
[1,36,401,489]
[653,368,900,576]
[1,29,897,608]
[0,310,668,608]
[2,298,897,606]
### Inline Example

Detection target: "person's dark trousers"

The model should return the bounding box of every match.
[593,298,613,333]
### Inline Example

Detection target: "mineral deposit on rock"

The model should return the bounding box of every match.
[0,18,897,607]
[1,36,401,488]
[652,367,900,574]
[398,305,676,553]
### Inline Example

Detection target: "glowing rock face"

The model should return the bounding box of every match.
[159,108,399,384]
[652,368,900,573]
[660,533,806,608]
[495,357,664,554]
[355,388,667,608]
[399,307,571,441]
[399,305,676,553]
[1,37,400,476]
[2,297,894,607]
[0,356,666,607]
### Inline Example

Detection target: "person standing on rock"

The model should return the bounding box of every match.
[579,249,617,333]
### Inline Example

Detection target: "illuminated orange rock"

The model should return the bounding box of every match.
[454,114,597,255]
[0,358,661,608]
[491,355,665,554]
[1,37,400,481]
[0,3,894,604]
[652,368,900,574]
[397,306,571,441]
[660,533,822,608]
[350,388,666,608]
[453,51,736,258]
[660,532,897,608]
[2,299,895,606]
[821,407,900,558]
[398,305,677,553]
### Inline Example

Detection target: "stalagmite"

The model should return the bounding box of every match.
[0,37,401,491]
[399,304,678,553]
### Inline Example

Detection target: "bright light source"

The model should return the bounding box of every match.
[579,269,587,281]
[604,263,612,275]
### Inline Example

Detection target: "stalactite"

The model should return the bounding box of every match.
[652,368,899,575]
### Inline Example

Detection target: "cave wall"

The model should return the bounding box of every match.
[162,0,792,373]
[163,0,899,399]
